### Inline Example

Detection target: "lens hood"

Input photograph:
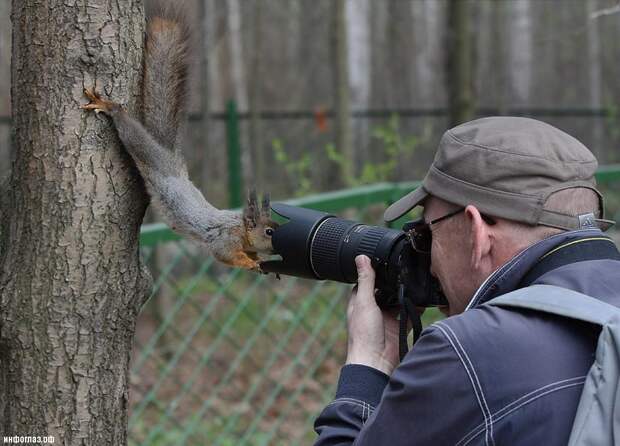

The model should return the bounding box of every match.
[260,203,333,279]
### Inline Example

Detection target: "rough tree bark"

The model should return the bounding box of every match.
[1,1,150,444]
[0,0,12,179]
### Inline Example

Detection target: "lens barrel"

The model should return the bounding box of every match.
[260,203,447,308]
[260,203,406,287]
[310,217,405,284]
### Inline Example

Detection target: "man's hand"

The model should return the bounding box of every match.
[345,255,400,375]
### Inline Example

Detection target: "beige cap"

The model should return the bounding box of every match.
[384,117,614,231]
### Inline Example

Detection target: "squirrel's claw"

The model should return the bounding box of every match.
[83,87,101,101]
[81,86,115,114]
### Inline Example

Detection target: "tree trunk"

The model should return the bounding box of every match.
[508,0,532,106]
[346,0,371,176]
[586,0,604,161]
[0,0,12,179]
[249,0,264,190]
[332,0,354,186]
[196,0,211,193]
[227,0,248,112]
[491,0,508,114]
[1,1,150,444]
[226,0,250,190]
[412,0,442,107]
[446,0,475,127]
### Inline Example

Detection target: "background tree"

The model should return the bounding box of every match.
[249,0,265,190]
[1,1,150,444]
[446,0,475,127]
[332,0,354,185]
[194,0,212,193]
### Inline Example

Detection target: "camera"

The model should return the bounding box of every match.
[259,203,448,309]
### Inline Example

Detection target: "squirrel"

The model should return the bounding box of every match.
[81,3,277,272]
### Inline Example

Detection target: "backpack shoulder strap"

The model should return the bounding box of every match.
[489,284,620,446]
[486,284,620,326]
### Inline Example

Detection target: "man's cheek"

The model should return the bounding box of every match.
[429,243,440,277]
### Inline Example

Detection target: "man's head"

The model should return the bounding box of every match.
[385,117,613,315]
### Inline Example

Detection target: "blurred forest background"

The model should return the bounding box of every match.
[1,0,620,206]
[2,1,620,443]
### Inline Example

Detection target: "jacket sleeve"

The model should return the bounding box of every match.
[313,325,483,446]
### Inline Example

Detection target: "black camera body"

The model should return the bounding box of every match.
[260,203,447,308]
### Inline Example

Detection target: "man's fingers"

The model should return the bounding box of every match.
[354,255,376,301]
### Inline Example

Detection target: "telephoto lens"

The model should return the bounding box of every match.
[260,203,422,307]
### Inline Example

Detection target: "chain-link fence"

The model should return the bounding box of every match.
[127,169,620,446]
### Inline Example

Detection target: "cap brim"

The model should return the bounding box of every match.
[384,186,429,222]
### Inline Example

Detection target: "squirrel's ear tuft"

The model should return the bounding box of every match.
[261,193,271,219]
[244,189,259,228]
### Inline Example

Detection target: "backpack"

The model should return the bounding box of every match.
[487,284,620,446]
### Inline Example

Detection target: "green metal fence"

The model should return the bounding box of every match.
[128,166,620,446]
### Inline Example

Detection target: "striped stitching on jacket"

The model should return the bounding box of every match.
[456,376,586,446]
[435,322,495,446]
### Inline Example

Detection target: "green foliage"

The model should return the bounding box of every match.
[364,115,423,184]
[272,138,314,197]
[273,115,428,196]
[325,142,353,185]
[421,307,444,326]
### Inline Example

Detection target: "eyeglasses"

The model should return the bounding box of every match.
[405,208,495,254]
[429,208,465,228]
[405,208,465,254]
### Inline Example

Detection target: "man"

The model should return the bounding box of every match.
[313,117,620,445]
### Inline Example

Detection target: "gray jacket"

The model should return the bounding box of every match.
[314,229,620,445]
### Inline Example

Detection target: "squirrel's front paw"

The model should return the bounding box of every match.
[240,257,263,273]
[81,87,118,115]
[216,250,262,273]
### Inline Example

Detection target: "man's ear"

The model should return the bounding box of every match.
[465,205,491,271]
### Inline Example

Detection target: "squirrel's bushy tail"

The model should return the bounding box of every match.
[144,0,191,152]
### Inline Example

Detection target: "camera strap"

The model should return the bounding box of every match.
[398,283,423,361]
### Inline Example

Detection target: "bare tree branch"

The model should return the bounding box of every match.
[589,1,620,20]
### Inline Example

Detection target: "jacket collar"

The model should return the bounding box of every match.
[465,229,607,310]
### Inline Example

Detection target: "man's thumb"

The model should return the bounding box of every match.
[355,255,375,295]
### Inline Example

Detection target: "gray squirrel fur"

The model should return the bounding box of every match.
[82,3,276,271]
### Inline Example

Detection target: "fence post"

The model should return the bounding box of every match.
[227,99,243,208]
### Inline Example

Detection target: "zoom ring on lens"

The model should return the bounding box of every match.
[310,218,356,281]
[356,227,385,259]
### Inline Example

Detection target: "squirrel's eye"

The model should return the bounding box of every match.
[265,228,274,237]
